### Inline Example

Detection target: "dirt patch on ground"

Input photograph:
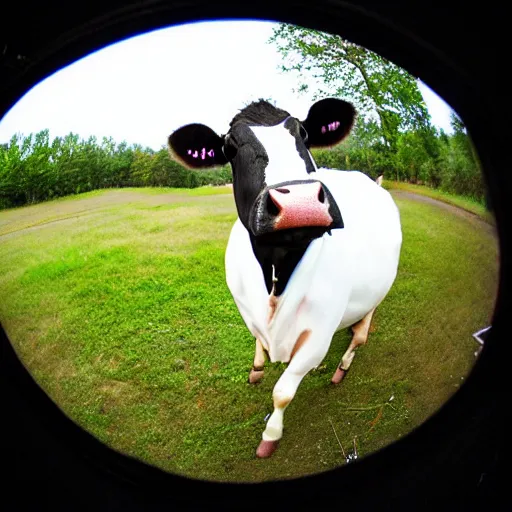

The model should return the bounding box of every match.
[390,190,497,239]
[0,190,231,239]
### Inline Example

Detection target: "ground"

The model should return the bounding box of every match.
[0,186,499,482]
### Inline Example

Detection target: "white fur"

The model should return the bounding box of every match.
[226,169,401,362]
[249,122,317,186]
[225,168,402,445]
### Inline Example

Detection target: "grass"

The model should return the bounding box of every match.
[383,180,494,223]
[0,186,232,237]
[0,186,498,482]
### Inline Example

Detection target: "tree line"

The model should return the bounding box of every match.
[312,112,484,201]
[270,23,486,205]
[0,114,483,210]
[0,131,231,209]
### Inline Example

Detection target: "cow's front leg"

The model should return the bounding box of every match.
[256,329,330,458]
[256,367,305,458]
[249,337,266,384]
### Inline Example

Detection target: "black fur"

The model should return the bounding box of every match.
[284,117,316,174]
[302,98,356,147]
[227,123,269,232]
[230,100,290,128]
[250,235,309,296]
[168,123,227,168]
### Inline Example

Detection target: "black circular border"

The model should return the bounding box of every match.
[1,1,508,509]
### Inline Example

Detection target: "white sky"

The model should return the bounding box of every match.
[0,20,454,150]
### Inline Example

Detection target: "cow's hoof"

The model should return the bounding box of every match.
[248,369,264,384]
[256,440,279,458]
[331,368,347,384]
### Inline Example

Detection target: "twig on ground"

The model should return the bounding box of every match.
[329,418,346,459]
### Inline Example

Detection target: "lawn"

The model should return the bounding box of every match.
[0,186,498,482]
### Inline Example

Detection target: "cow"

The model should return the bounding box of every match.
[168,98,402,458]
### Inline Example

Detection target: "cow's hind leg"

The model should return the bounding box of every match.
[249,337,266,384]
[331,308,375,384]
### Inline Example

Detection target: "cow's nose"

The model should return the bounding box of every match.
[266,181,332,230]
[268,182,324,211]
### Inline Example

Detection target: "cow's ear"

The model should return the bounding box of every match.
[302,99,356,148]
[168,123,228,169]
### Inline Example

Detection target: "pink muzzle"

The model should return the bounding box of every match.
[268,182,333,231]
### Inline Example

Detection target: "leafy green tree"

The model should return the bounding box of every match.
[130,146,154,187]
[437,113,483,200]
[269,24,432,151]
[22,129,54,203]
[0,134,24,207]
[392,126,442,185]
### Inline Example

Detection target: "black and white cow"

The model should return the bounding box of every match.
[168,98,402,458]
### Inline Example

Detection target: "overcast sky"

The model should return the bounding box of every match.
[0,20,454,150]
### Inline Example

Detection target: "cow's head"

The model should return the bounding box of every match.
[168,98,356,246]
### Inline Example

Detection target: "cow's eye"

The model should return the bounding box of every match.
[299,125,309,143]
[222,136,238,161]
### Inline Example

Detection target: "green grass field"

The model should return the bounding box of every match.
[0,186,498,482]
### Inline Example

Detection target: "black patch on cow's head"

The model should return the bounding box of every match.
[225,100,304,233]
[227,123,269,231]
[230,100,290,128]
[284,117,316,174]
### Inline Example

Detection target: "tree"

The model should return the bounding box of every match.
[269,24,432,151]
[0,134,24,207]
[394,128,441,185]
[437,113,483,200]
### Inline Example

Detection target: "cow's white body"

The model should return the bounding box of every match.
[169,99,402,455]
[225,169,402,366]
